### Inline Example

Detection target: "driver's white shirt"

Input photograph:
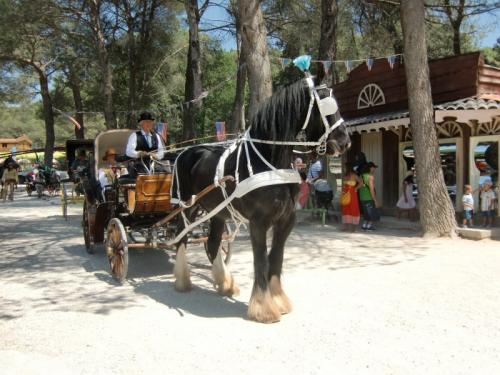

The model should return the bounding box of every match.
[125,129,165,159]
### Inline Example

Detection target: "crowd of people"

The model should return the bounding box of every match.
[462,181,497,229]
[295,152,382,232]
[296,151,498,231]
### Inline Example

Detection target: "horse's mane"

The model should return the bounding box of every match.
[249,79,308,142]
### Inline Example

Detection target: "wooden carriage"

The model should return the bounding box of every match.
[81,130,231,283]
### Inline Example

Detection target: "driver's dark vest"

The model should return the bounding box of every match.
[135,130,158,152]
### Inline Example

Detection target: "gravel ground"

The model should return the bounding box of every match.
[1,189,499,375]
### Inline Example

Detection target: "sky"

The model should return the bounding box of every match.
[202,2,500,53]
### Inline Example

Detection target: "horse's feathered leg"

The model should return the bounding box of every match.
[268,211,295,314]
[248,219,281,323]
[174,208,197,292]
[209,217,239,296]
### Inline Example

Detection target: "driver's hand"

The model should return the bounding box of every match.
[150,152,159,160]
[137,151,148,158]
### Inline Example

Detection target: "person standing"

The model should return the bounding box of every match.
[358,162,379,230]
[126,111,165,176]
[461,184,475,228]
[396,174,417,221]
[340,164,362,232]
[480,181,496,228]
[1,162,18,202]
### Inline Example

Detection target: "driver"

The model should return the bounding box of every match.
[125,111,165,177]
[71,150,89,196]
[71,150,89,176]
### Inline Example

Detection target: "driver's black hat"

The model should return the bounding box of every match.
[138,111,155,123]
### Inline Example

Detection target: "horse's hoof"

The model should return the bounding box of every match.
[247,286,281,323]
[217,281,240,297]
[214,273,240,297]
[269,276,292,315]
[174,279,192,292]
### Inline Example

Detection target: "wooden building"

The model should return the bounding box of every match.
[0,134,33,153]
[334,52,500,215]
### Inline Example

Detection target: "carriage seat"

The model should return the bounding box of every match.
[126,173,173,214]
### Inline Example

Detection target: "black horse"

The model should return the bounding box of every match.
[173,76,351,323]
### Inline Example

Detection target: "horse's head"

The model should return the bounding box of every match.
[301,76,351,156]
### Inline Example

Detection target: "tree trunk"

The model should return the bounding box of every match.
[89,0,116,129]
[137,0,158,107]
[182,0,203,141]
[68,69,85,139]
[400,0,457,237]
[126,7,137,128]
[238,0,272,115]
[452,21,461,55]
[230,13,247,133]
[37,69,55,165]
[317,0,338,84]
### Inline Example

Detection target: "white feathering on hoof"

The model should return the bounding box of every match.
[269,275,292,315]
[211,249,239,296]
[248,285,281,323]
[174,243,191,292]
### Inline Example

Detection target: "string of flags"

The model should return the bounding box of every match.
[280,54,403,74]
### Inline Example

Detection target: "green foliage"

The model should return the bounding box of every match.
[483,38,500,66]
[0,0,497,152]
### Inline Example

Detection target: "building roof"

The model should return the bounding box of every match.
[434,94,500,110]
[0,134,33,145]
[345,95,500,127]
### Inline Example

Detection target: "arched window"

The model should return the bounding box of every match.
[357,84,386,109]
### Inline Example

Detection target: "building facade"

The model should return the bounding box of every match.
[333,52,500,216]
[0,134,33,153]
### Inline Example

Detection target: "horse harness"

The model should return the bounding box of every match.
[168,77,345,246]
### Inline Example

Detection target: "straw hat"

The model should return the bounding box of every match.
[102,148,118,161]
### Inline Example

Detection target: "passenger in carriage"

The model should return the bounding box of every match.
[98,148,121,201]
[125,111,165,177]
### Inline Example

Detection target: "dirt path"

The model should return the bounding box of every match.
[1,191,499,374]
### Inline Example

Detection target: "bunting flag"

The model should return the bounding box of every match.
[388,55,397,69]
[215,121,226,141]
[280,58,292,70]
[53,107,82,130]
[322,61,333,75]
[366,58,374,71]
[65,114,82,130]
[345,60,353,73]
[155,122,168,143]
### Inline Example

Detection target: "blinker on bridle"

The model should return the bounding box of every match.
[295,74,343,154]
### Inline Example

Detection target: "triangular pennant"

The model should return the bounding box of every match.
[388,55,397,69]
[345,60,353,73]
[322,61,333,75]
[366,58,374,71]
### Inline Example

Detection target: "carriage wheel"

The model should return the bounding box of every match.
[203,223,232,265]
[106,218,129,283]
[82,200,94,254]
